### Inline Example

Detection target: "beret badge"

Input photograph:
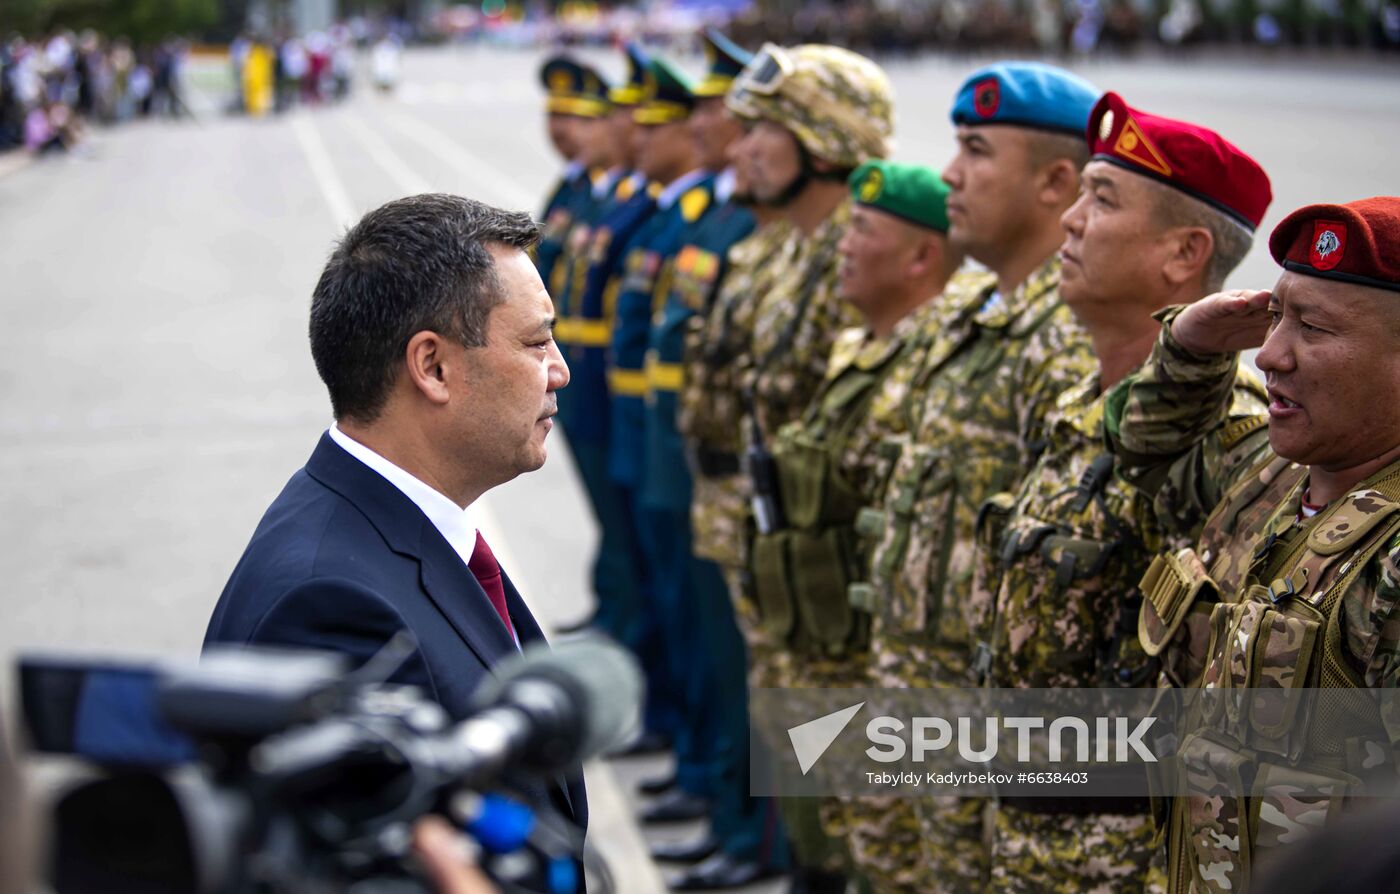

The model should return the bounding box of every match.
[973,78,1000,118]
[858,168,885,203]
[1310,221,1346,271]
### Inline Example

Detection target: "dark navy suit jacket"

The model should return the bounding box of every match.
[205,433,586,829]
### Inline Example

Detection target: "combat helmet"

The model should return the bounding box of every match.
[725,43,894,168]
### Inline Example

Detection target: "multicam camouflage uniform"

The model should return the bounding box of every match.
[856,257,1094,893]
[968,350,1266,894]
[724,42,895,876]
[1106,308,1400,894]
[681,219,796,686]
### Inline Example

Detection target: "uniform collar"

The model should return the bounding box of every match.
[714,167,737,204]
[973,255,1062,330]
[656,167,709,209]
[1051,370,1107,439]
[593,166,625,199]
[562,160,586,181]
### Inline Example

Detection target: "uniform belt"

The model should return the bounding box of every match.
[998,795,1151,816]
[691,445,740,477]
[608,367,648,397]
[645,354,685,393]
[554,317,610,347]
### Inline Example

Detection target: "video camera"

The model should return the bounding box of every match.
[17,634,642,894]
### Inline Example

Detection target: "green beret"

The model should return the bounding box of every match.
[848,160,950,233]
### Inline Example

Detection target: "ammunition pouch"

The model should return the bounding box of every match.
[1139,549,1222,689]
[748,428,871,656]
[1173,730,1360,894]
[751,526,869,655]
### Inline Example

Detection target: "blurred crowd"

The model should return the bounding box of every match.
[527,0,1400,55]
[227,24,363,117]
[0,31,189,155]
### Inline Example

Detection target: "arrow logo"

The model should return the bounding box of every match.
[787,702,865,775]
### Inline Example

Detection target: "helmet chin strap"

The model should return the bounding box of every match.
[761,140,850,208]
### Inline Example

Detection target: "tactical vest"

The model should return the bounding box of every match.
[749,329,920,658]
[1138,456,1400,894]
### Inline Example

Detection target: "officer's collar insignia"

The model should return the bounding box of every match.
[1310,220,1346,271]
[973,78,1000,118]
[858,168,884,203]
[1113,115,1172,177]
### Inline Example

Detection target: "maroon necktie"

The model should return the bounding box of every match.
[468,532,515,640]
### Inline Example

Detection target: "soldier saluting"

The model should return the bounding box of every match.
[1107,196,1400,893]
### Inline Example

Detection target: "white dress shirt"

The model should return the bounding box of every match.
[328,426,478,570]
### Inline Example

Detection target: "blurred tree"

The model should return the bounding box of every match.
[0,0,220,42]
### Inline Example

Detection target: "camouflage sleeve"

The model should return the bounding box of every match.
[1105,304,1240,464]
[1103,306,1276,538]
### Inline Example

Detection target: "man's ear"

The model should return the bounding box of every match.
[1037,158,1081,210]
[904,233,939,281]
[404,330,453,406]
[1164,227,1215,288]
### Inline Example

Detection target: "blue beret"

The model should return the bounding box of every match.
[950,62,1099,137]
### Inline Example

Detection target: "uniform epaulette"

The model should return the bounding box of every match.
[1220,414,1268,451]
[680,187,711,223]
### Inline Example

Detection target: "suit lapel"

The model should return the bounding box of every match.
[417,523,519,667]
[305,433,517,670]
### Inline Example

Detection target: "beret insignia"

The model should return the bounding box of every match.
[973,77,1000,118]
[1310,221,1346,271]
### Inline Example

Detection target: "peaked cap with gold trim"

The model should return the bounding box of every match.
[694,28,753,98]
[634,57,696,125]
[609,42,651,107]
[539,55,611,118]
[1088,91,1272,231]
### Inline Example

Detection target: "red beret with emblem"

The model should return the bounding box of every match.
[1086,91,1272,232]
[1268,196,1400,293]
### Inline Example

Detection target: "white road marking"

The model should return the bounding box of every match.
[342,111,434,195]
[376,106,536,211]
[290,114,356,228]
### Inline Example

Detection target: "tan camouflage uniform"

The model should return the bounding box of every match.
[725,43,896,876]
[1106,308,1400,894]
[970,349,1266,894]
[857,257,1094,893]
[680,219,796,685]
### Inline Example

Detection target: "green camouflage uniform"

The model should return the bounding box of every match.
[1106,308,1400,894]
[858,257,1094,893]
[970,353,1266,894]
[680,219,796,685]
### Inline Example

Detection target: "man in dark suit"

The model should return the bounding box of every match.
[205,193,583,828]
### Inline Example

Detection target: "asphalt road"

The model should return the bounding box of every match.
[0,43,1396,893]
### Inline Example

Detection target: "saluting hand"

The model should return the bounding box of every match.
[1170,289,1273,355]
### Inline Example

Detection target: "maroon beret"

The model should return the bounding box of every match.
[1086,92,1272,232]
[1269,197,1400,293]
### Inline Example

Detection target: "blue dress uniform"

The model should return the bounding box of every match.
[607,58,719,795]
[547,45,683,744]
[534,56,603,292]
[645,32,791,888]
